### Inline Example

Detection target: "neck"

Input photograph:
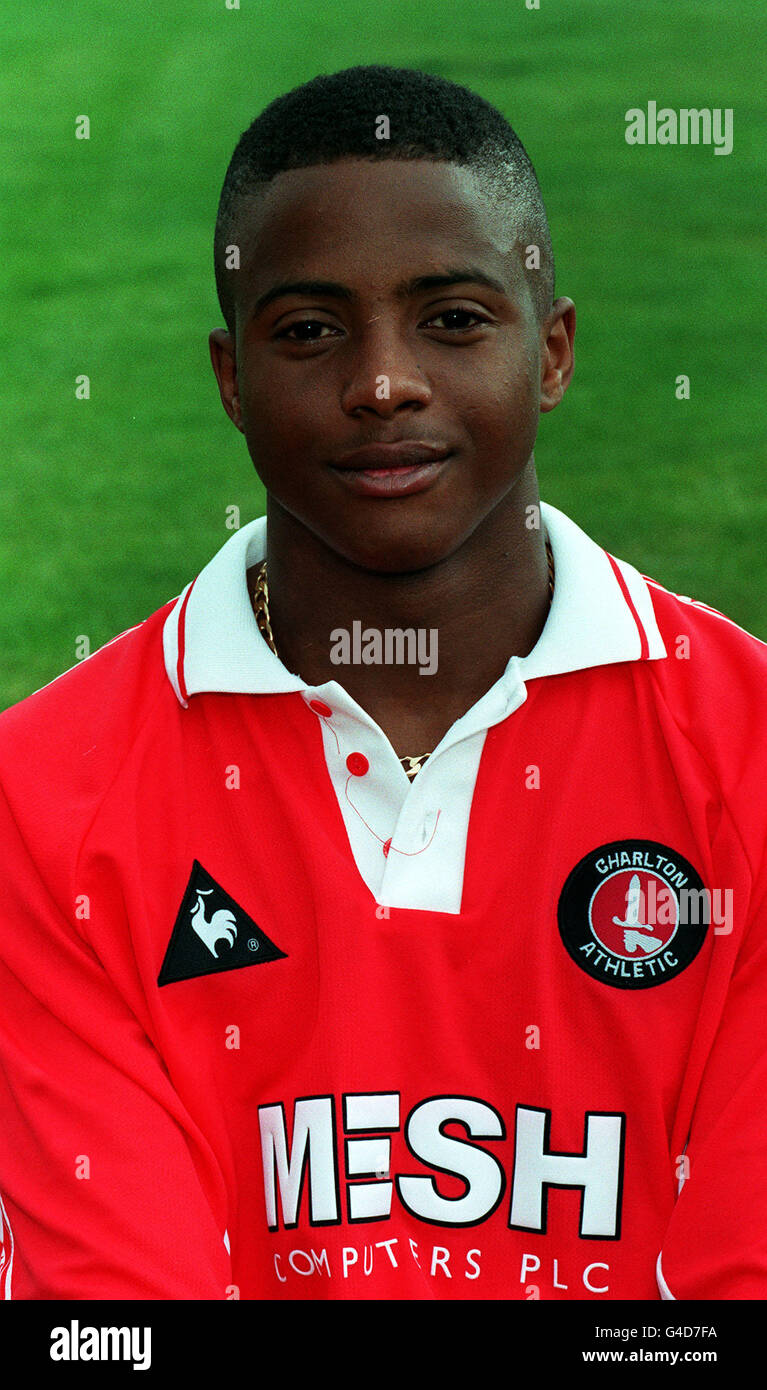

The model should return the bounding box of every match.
[248,472,551,755]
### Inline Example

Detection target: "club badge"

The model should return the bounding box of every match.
[557,840,710,990]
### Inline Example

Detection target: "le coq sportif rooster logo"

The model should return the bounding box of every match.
[190,887,238,957]
[158,860,288,986]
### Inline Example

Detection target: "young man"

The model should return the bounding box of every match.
[0,65,765,1302]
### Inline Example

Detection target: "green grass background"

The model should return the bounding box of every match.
[2,0,764,708]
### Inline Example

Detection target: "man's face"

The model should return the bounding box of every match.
[211,158,571,572]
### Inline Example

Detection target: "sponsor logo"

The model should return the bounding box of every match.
[558,840,710,989]
[258,1092,625,1239]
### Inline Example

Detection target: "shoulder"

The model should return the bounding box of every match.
[0,596,179,862]
[638,572,767,822]
[642,572,767,688]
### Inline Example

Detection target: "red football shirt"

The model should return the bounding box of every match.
[1,501,766,1300]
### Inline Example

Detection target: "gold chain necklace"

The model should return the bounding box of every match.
[252,540,555,781]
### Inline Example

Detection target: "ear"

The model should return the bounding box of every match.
[539,297,576,413]
[209,328,245,432]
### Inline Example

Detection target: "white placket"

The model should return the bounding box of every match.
[301,657,529,913]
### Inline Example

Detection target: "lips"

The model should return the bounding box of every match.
[331,441,451,471]
[328,440,453,498]
[329,448,451,499]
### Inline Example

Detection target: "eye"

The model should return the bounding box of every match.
[275,319,340,342]
[423,307,491,333]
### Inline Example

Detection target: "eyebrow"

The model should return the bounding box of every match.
[250,267,510,318]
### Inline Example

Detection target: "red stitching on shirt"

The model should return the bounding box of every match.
[311,703,443,858]
[344,776,441,856]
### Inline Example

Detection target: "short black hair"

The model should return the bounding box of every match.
[214,64,555,331]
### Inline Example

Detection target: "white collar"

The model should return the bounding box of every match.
[163,501,667,707]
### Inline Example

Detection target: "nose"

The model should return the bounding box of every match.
[340,318,432,416]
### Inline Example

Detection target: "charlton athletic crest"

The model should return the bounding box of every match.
[558,839,710,990]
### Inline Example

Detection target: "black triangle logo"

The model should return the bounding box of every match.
[158,859,287,986]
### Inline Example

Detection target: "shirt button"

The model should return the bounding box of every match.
[309,699,333,717]
[346,752,369,777]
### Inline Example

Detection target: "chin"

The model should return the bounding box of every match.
[332,531,456,576]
